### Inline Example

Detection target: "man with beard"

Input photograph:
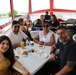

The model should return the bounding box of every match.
[49,26,76,75]
[34,26,76,75]
[6,20,28,49]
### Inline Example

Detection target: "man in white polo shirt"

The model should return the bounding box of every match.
[6,20,28,49]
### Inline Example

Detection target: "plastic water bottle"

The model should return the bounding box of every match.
[26,40,29,47]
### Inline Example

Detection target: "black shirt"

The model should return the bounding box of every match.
[50,20,60,27]
[23,31,33,41]
[45,15,51,21]
[55,40,76,74]
[50,20,60,32]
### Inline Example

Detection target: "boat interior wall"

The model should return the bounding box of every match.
[0,25,11,36]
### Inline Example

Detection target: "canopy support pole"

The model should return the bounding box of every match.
[29,0,32,14]
[50,0,54,15]
[10,0,14,20]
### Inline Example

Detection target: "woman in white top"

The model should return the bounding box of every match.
[34,21,55,46]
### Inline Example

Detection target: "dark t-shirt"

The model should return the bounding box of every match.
[27,32,33,41]
[50,20,60,32]
[45,15,51,21]
[50,20,60,27]
[23,31,33,41]
[55,40,76,74]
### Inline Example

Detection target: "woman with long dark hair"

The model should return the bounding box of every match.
[50,14,60,32]
[0,35,30,75]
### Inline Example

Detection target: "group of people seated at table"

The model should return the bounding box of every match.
[32,15,45,30]
[32,12,60,32]
[34,25,76,75]
[18,18,33,41]
[0,12,76,75]
[6,19,56,48]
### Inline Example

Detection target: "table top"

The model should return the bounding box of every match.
[13,42,51,75]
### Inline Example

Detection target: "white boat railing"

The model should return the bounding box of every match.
[0,15,26,36]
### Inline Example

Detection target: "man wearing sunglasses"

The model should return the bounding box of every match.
[49,26,76,75]
[6,20,29,49]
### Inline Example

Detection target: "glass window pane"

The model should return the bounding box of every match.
[0,0,12,25]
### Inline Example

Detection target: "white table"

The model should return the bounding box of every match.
[13,42,51,75]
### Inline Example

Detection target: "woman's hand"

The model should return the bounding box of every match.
[22,67,31,75]
[38,41,44,45]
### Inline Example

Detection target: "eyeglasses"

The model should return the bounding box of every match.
[14,26,20,29]
[43,25,49,28]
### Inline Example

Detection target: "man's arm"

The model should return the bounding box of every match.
[50,45,57,54]
[55,61,76,75]
[55,65,73,75]
[12,43,20,49]
[50,45,58,61]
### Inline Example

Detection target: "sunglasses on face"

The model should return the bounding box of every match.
[43,25,49,28]
[14,26,20,29]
